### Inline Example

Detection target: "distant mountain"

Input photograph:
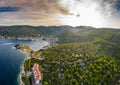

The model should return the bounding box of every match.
[0,25,74,37]
[0,25,120,44]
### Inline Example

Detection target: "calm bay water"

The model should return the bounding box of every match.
[0,39,49,85]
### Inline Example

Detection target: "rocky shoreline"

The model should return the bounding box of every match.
[14,43,36,85]
[19,57,31,85]
[19,60,25,85]
[15,40,55,85]
[16,46,31,85]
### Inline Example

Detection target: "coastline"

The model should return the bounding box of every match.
[14,42,33,85]
[13,36,58,85]
[17,52,29,85]
[11,45,27,85]
[17,41,54,85]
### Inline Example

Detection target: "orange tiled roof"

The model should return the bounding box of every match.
[33,63,42,82]
[33,63,39,70]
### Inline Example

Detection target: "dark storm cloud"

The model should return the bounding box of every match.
[0,6,21,12]
[115,0,120,11]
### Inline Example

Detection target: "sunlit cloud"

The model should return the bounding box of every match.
[0,12,60,26]
[0,0,120,28]
[58,0,120,28]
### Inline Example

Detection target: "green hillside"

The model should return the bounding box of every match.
[0,26,120,44]
[57,28,120,44]
[0,25,74,37]
[24,38,120,85]
[1,25,120,85]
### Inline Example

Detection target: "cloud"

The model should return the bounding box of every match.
[0,0,120,28]
[59,0,118,16]
[115,0,120,11]
[0,12,60,26]
[0,0,63,26]
[0,6,21,12]
[57,0,120,28]
[0,0,68,14]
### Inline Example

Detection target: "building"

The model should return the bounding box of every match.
[32,63,42,85]
[32,63,39,70]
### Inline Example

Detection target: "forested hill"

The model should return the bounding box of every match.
[0,25,75,37]
[0,25,120,44]
[7,25,120,84]
[24,39,120,85]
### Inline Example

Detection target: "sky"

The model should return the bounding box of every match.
[0,0,120,28]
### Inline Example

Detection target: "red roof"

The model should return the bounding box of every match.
[33,63,39,70]
[33,63,42,82]
[34,69,41,76]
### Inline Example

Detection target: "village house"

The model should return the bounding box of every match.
[32,63,42,85]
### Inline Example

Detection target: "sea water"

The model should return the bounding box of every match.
[0,39,49,85]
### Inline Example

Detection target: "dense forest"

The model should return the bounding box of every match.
[23,38,120,85]
[2,25,120,85]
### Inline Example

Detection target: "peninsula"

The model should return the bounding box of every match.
[6,25,120,85]
[15,43,44,85]
[15,38,120,85]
